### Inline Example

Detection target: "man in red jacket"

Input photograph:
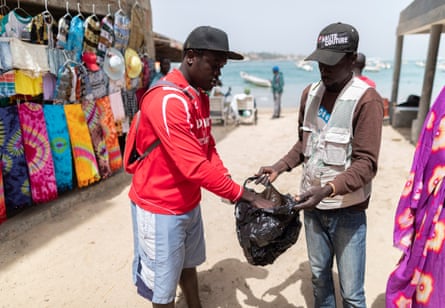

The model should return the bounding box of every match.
[128,26,274,307]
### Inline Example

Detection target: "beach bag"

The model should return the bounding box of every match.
[235,176,302,266]
[123,80,192,174]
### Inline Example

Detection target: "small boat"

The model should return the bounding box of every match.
[363,65,381,72]
[240,71,271,87]
[364,58,391,72]
[295,60,313,72]
[415,61,425,67]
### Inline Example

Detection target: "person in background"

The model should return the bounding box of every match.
[129,25,274,308]
[352,52,376,88]
[386,86,445,307]
[256,22,383,307]
[210,79,225,96]
[149,57,171,86]
[271,65,284,119]
[229,87,255,123]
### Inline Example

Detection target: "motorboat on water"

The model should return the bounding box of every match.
[295,60,313,72]
[240,71,271,87]
[363,65,381,72]
[364,58,391,72]
[415,60,426,67]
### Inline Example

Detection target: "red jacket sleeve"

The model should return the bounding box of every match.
[141,89,242,201]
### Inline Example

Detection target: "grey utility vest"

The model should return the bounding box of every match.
[301,78,371,209]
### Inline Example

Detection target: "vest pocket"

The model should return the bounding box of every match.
[322,131,350,166]
[302,126,313,157]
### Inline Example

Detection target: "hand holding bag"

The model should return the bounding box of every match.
[235,176,302,266]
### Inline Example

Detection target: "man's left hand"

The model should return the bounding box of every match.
[294,185,333,210]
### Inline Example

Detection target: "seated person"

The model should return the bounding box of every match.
[230,88,255,120]
[211,79,231,98]
[212,80,225,96]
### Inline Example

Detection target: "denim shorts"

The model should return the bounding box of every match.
[135,204,206,304]
[0,41,13,73]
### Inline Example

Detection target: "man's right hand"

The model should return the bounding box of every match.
[255,166,278,184]
[255,160,289,184]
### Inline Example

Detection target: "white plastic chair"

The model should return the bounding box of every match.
[236,94,257,125]
[209,96,227,126]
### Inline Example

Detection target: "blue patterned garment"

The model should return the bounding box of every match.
[113,11,130,54]
[66,15,85,62]
[43,104,73,193]
[0,105,32,217]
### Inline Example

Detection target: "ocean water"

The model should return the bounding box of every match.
[199,59,445,109]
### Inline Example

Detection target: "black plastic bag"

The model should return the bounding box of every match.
[235,176,302,266]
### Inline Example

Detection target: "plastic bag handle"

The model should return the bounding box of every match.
[243,174,270,188]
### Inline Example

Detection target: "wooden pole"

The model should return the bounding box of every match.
[390,35,403,125]
[411,24,442,143]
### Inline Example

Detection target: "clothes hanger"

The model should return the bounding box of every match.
[63,1,72,18]
[88,4,99,21]
[106,3,111,17]
[60,1,72,23]
[62,50,80,67]
[115,0,124,15]
[13,0,32,18]
[41,0,54,24]
[0,0,11,15]
[75,2,84,19]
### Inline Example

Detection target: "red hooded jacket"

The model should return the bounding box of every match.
[128,69,243,214]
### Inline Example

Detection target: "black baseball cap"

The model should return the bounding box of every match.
[305,22,359,66]
[183,26,244,60]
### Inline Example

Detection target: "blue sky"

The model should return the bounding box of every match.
[151,0,431,61]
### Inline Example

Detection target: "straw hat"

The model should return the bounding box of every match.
[103,48,125,80]
[124,48,142,79]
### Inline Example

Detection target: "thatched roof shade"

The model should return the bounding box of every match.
[397,0,445,35]
[153,32,183,62]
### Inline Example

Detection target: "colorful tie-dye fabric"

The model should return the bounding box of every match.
[81,98,112,178]
[386,86,445,307]
[0,105,32,217]
[96,96,122,171]
[18,102,58,203]
[0,165,6,224]
[43,104,73,192]
[64,104,100,188]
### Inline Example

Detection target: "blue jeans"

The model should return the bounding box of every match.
[304,208,367,308]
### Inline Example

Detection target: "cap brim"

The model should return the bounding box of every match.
[89,64,100,72]
[305,49,346,66]
[228,51,244,60]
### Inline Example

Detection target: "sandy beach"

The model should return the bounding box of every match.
[0,108,415,307]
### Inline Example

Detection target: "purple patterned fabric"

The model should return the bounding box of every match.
[386,86,445,307]
[18,103,58,204]
[0,105,32,217]
[0,166,5,224]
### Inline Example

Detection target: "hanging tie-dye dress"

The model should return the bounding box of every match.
[43,104,73,193]
[18,102,58,203]
[0,105,32,217]
[386,86,445,307]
